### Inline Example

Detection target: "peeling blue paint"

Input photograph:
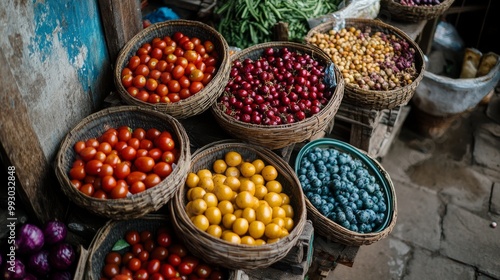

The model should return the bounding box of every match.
[29,0,109,97]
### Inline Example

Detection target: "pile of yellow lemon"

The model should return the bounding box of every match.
[184,151,295,245]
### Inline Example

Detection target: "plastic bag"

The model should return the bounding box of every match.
[308,0,380,29]
[432,21,464,52]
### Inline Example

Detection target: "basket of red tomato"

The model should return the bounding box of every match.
[84,214,235,280]
[54,105,191,219]
[115,19,231,119]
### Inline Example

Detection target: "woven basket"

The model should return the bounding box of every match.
[170,140,307,270]
[380,0,455,22]
[294,139,397,246]
[305,18,425,110]
[54,105,191,219]
[210,41,344,150]
[85,214,236,280]
[114,19,231,119]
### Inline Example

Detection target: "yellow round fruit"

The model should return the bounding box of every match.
[254,184,268,200]
[232,218,249,236]
[239,180,256,196]
[261,165,278,181]
[280,228,289,238]
[206,225,223,238]
[239,162,256,178]
[254,239,266,246]
[265,223,282,239]
[218,200,234,215]
[279,193,290,205]
[272,206,287,219]
[264,192,283,207]
[224,176,240,191]
[212,174,227,186]
[188,187,206,201]
[186,172,200,188]
[225,151,243,167]
[222,231,241,244]
[205,206,222,225]
[212,159,227,174]
[222,213,237,229]
[250,174,265,186]
[233,209,243,218]
[192,215,210,231]
[267,238,280,244]
[248,220,265,239]
[190,198,208,215]
[242,207,256,223]
[197,168,213,178]
[203,192,218,208]
[225,166,240,177]
[281,204,294,218]
[214,184,234,201]
[235,191,254,209]
[197,176,214,192]
[284,217,294,231]
[256,204,273,225]
[240,236,256,245]
[265,180,282,193]
[252,197,260,209]
[252,159,265,174]
[272,217,285,228]
[185,201,195,217]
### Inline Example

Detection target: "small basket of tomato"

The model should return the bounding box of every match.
[84,214,235,280]
[170,140,307,270]
[115,19,231,119]
[54,105,191,220]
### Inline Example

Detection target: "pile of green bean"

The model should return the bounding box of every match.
[215,0,342,49]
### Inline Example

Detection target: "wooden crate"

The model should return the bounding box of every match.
[328,103,410,159]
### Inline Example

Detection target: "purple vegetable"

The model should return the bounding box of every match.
[49,242,75,270]
[43,220,67,245]
[50,271,72,280]
[28,249,51,276]
[15,224,44,254]
[3,259,26,279]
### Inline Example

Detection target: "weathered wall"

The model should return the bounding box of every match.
[0,0,112,222]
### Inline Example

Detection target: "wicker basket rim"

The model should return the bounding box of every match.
[382,0,455,9]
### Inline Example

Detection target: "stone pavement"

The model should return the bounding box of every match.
[326,93,500,279]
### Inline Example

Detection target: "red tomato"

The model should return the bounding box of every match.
[148,93,161,104]
[127,86,139,98]
[156,60,168,71]
[147,58,159,70]
[140,54,151,64]
[177,262,193,276]
[110,184,128,199]
[140,230,153,242]
[175,57,189,68]
[167,93,181,103]
[134,64,150,77]
[147,259,161,275]
[85,159,103,176]
[94,151,107,162]
[148,148,163,162]
[120,146,137,161]
[122,252,134,266]
[122,68,133,77]
[146,128,161,141]
[130,181,146,194]
[133,128,146,141]
[189,69,204,82]
[195,264,212,279]
[144,173,161,189]
[178,76,191,89]
[79,147,97,162]
[136,148,149,158]
[133,75,147,88]
[99,164,114,177]
[150,69,162,80]
[160,264,177,279]
[101,175,117,192]
[127,257,142,272]
[69,166,86,181]
[156,84,169,97]
[105,153,121,168]
[131,243,144,256]
[179,88,191,100]
[126,171,147,185]
[98,142,113,155]
[169,244,188,258]
[167,80,181,93]
[115,141,128,153]
[125,230,140,245]
[146,79,159,92]
[112,275,133,280]
[128,56,141,70]
[70,179,82,189]
[161,151,176,164]
[172,65,185,80]
[80,183,95,196]
[189,82,204,94]
[127,138,140,150]
[156,232,172,247]
[136,90,150,102]
[92,190,107,199]
[103,263,120,278]
[153,162,173,178]
[150,246,168,261]
[155,136,175,152]
[167,254,182,267]
[150,273,165,280]
[106,252,122,265]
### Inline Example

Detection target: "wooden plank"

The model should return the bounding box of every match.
[98,0,142,64]
[0,48,67,224]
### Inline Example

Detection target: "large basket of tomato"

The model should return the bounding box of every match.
[84,214,236,280]
[305,18,425,110]
[210,41,344,150]
[294,138,397,246]
[115,19,231,119]
[170,140,307,270]
[54,105,191,220]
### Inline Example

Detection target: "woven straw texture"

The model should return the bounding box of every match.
[170,140,307,270]
[211,41,344,150]
[54,105,191,220]
[84,214,237,280]
[380,0,455,22]
[303,146,397,246]
[305,18,425,110]
[114,20,231,119]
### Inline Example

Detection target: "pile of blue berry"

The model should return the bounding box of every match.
[297,146,388,233]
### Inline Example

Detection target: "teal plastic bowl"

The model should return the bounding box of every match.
[294,138,396,244]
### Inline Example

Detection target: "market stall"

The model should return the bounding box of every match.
[2,0,499,279]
